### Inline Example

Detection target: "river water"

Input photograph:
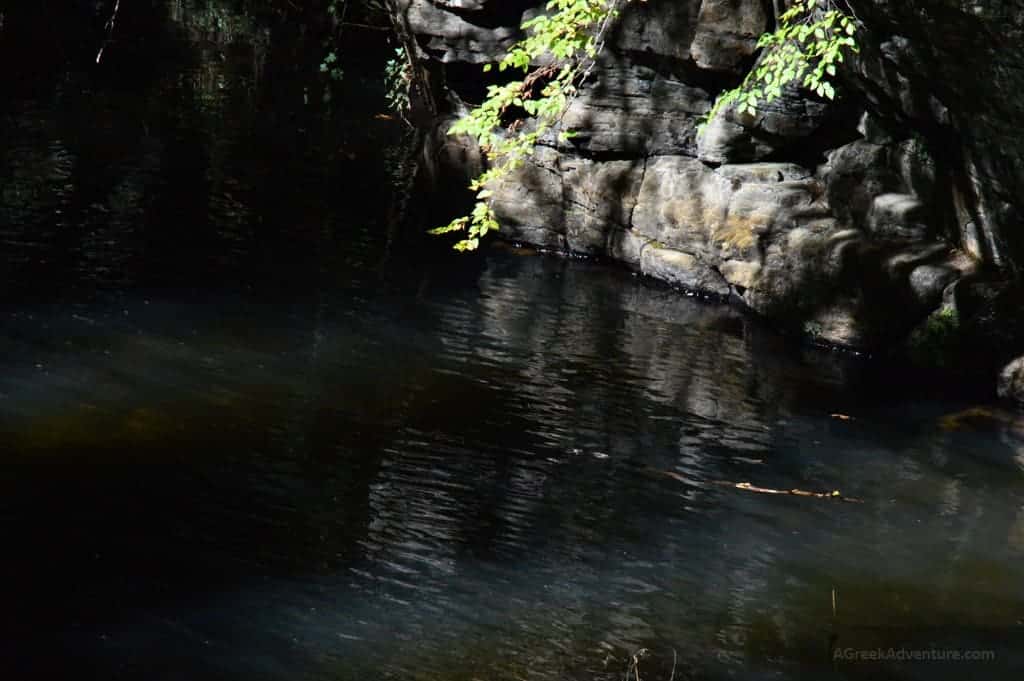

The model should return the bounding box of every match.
[2,3,1023,680]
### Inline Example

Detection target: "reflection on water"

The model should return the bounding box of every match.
[5,257,1024,681]
[3,2,1024,681]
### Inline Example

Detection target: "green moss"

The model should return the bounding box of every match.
[907,306,960,367]
[802,320,824,338]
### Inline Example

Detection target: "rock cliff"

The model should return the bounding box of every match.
[392,0,1024,384]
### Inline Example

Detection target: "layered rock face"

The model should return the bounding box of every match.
[396,0,1024,370]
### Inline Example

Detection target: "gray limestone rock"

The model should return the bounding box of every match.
[697,84,836,164]
[640,246,730,297]
[817,141,896,230]
[690,0,768,73]
[555,59,710,156]
[399,0,1024,369]
[487,146,565,247]
[561,157,646,253]
[998,357,1024,404]
[868,193,932,240]
[404,0,522,63]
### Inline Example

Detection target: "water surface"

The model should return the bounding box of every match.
[2,3,1023,680]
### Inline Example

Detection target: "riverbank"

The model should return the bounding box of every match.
[395,0,1024,399]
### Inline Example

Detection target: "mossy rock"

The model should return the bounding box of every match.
[907,305,961,368]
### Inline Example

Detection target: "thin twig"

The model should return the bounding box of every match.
[338,21,390,31]
[576,0,623,88]
[553,0,624,134]
[659,470,864,503]
[96,0,122,64]
[624,647,648,681]
[337,0,351,39]
[838,0,866,27]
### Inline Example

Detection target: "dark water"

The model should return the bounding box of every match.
[3,3,1024,680]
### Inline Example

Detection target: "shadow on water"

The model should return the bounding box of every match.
[2,2,1024,680]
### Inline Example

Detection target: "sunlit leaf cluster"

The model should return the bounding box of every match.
[431,0,628,251]
[384,47,411,116]
[699,0,858,131]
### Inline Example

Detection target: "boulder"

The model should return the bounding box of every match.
[561,157,646,253]
[555,58,710,156]
[998,357,1024,404]
[867,193,931,240]
[817,141,896,230]
[697,83,837,164]
[689,0,768,73]
[403,0,523,63]
[640,246,730,297]
[487,145,565,249]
